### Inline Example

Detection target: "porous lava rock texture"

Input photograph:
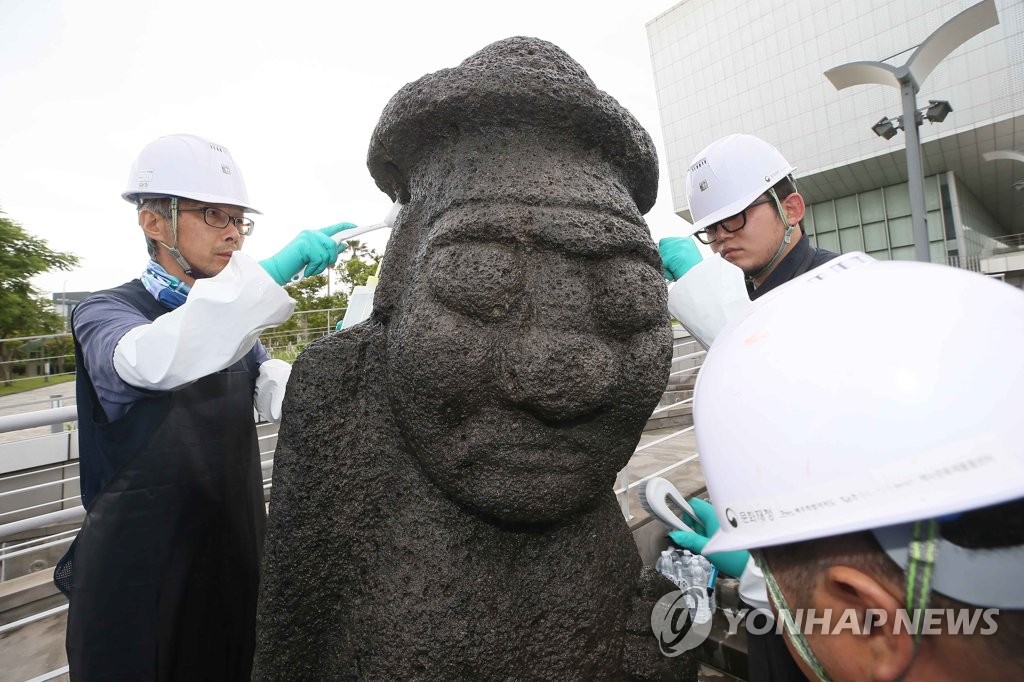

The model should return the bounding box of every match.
[254,36,692,681]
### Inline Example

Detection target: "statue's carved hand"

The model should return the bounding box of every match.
[621,566,699,681]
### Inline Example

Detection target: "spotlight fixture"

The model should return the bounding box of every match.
[872,117,899,140]
[924,99,953,123]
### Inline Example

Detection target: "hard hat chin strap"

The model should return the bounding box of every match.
[157,197,198,277]
[747,187,795,285]
[755,552,832,682]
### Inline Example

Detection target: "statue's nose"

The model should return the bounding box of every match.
[497,330,616,422]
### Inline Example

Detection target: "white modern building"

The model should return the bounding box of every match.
[647,0,1024,285]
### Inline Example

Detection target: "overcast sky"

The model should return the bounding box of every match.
[0,0,690,296]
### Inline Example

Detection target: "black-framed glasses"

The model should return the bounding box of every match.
[179,207,255,236]
[694,196,773,245]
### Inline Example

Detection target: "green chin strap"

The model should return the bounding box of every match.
[747,186,796,285]
[156,197,199,277]
[756,551,832,682]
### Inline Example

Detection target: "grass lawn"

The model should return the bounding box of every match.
[0,374,76,397]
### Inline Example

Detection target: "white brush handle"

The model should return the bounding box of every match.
[329,220,388,243]
[288,203,401,282]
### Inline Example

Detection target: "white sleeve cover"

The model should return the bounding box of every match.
[254,359,291,423]
[113,252,296,391]
[738,557,770,611]
[667,254,751,350]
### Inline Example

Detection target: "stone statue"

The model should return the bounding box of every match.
[254,36,694,680]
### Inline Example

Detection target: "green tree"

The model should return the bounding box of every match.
[0,210,79,384]
[261,239,381,359]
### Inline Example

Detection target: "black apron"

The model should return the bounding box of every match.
[56,280,265,681]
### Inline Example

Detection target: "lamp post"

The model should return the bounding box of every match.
[825,0,999,263]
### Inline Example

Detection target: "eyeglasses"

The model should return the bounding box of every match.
[694,197,773,245]
[178,207,255,236]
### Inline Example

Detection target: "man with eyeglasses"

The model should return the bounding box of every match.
[55,133,351,680]
[660,133,837,300]
[657,133,840,682]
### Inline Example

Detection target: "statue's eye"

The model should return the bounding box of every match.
[592,258,667,336]
[428,243,523,321]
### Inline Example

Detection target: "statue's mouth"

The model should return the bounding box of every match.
[442,406,623,476]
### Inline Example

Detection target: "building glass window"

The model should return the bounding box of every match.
[863,221,888,252]
[840,226,863,251]
[888,216,914,248]
[816,230,840,252]
[884,183,911,219]
[835,195,860,228]
[860,189,884,223]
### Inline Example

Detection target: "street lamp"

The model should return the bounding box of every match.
[825,0,999,262]
[872,117,899,140]
[871,101,953,140]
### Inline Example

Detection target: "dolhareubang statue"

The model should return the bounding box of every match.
[254,36,693,680]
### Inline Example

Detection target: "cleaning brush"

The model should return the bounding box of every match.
[636,477,702,534]
[289,201,402,282]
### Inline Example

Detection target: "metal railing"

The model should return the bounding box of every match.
[0,328,704,680]
[0,308,346,389]
[980,231,1024,256]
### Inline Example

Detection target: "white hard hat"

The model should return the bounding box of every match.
[697,253,1024,555]
[685,134,795,234]
[122,133,260,213]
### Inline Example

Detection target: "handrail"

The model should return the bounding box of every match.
[0,528,76,555]
[0,506,85,540]
[26,665,70,682]
[0,534,74,561]
[671,350,706,364]
[980,231,1024,255]
[0,406,78,434]
[649,396,693,416]
[0,475,80,500]
[0,495,82,521]
[0,459,277,539]
[669,365,700,378]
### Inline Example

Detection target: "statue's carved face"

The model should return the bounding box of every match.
[386,200,670,523]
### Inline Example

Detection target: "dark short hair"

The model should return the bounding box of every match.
[138,197,171,259]
[772,175,797,200]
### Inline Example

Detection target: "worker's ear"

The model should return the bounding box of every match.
[781,192,805,228]
[810,565,915,682]
[139,207,169,243]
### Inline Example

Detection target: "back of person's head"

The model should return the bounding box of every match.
[693,252,1024,679]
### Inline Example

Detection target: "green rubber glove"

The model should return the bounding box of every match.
[658,236,703,282]
[259,223,356,285]
[667,497,750,579]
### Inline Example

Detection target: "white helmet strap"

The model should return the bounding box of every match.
[156,197,198,277]
[748,186,796,284]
